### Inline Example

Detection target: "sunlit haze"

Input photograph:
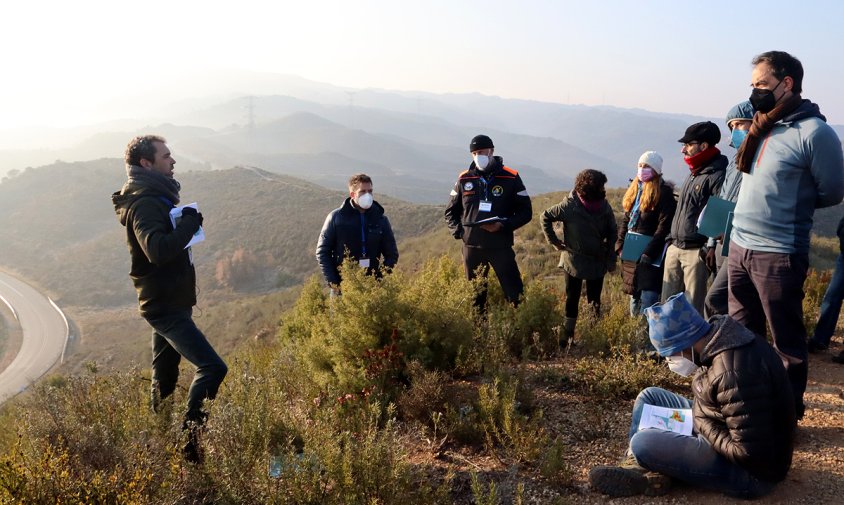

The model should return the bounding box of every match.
[3,0,844,139]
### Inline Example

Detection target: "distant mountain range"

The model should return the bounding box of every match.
[0,160,440,308]
[4,71,840,205]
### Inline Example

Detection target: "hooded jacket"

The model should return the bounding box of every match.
[541,191,617,280]
[669,153,728,249]
[315,198,398,286]
[732,100,844,254]
[444,156,532,249]
[692,315,796,483]
[112,170,201,317]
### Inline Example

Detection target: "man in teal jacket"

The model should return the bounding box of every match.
[728,51,844,419]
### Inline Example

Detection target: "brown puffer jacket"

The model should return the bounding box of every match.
[616,180,676,295]
[692,316,796,483]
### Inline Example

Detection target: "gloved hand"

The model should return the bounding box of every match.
[453,228,464,240]
[639,253,652,265]
[181,207,204,227]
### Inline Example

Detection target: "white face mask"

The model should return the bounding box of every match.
[356,192,373,210]
[666,349,698,377]
[474,154,490,171]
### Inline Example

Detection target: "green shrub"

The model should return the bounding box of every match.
[280,256,476,400]
[571,347,682,400]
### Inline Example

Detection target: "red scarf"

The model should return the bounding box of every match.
[684,146,721,175]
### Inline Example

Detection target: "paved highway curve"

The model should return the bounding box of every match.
[0,271,68,403]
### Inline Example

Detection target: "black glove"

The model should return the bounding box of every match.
[181,207,204,226]
[639,254,652,265]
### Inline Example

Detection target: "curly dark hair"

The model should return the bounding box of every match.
[574,169,608,201]
[125,135,166,166]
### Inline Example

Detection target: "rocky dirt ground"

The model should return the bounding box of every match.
[407,342,844,504]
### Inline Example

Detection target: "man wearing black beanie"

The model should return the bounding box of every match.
[444,135,532,310]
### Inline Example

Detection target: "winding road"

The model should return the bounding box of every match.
[0,271,68,403]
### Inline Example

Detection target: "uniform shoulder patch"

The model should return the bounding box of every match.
[502,166,519,176]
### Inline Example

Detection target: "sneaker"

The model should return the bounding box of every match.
[808,340,829,353]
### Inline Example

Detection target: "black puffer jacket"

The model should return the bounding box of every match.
[616,180,676,294]
[112,176,201,318]
[669,153,728,249]
[315,198,398,286]
[692,316,796,483]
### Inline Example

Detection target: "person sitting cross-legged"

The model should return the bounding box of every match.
[589,292,796,499]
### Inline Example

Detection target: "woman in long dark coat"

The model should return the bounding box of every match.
[615,151,677,316]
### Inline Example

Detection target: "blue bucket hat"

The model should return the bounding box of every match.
[646,293,711,357]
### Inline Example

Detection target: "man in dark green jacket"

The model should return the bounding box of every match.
[112,135,227,463]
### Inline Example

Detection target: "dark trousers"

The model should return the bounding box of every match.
[728,243,808,417]
[145,309,228,424]
[705,254,729,318]
[563,273,604,319]
[463,245,524,309]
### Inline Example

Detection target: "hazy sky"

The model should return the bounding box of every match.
[4,0,844,130]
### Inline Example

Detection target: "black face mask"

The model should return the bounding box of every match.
[749,78,783,114]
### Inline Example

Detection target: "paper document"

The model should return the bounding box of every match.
[463,216,507,227]
[638,404,694,436]
[169,202,205,248]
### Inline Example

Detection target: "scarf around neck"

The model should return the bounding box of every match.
[736,93,804,173]
[126,164,181,205]
[684,146,721,175]
[577,192,604,214]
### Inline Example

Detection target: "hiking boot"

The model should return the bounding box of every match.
[589,465,648,497]
[590,454,671,497]
[183,429,204,464]
[561,317,577,347]
[808,340,828,353]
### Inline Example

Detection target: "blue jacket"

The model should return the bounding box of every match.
[315,198,398,285]
[732,100,844,254]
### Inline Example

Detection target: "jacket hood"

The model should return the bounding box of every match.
[782,99,826,124]
[112,176,177,227]
[696,152,729,176]
[699,315,756,364]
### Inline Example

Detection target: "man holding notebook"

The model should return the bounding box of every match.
[113,135,227,463]
[590,293,795,498]
[444,135,532,309]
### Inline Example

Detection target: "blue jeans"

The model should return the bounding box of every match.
[628,387,775,499]
[811,253,844,347]
[629,290,660,316]
[145,310,228,424]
